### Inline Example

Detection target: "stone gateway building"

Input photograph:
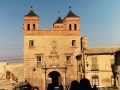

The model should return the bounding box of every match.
[22,6,120,90]
[23,6,82,90]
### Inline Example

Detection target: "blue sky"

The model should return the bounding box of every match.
[0,0,120,62]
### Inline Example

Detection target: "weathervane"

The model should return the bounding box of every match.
[30,5,33,10]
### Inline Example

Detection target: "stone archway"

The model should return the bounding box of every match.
[48,71,61,87]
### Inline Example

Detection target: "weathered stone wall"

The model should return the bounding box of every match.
[0,62,24,82]
[24,35,81,89]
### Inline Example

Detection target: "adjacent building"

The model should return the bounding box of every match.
[84,47,120,87]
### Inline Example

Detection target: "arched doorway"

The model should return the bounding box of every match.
[48,71,60,87]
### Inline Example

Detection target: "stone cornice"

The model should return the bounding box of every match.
[24,30,80,36]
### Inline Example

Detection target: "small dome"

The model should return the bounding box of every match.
[25,6,38,16]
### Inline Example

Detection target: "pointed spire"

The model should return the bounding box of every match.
[53,10,63,24]
[25,6,38,16]
[64,6,79,19]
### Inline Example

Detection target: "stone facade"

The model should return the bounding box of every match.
[23,7,81,90]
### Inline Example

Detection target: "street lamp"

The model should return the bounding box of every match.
[86,61,89,76]
[86,62,89,68]
[32,67,36,71]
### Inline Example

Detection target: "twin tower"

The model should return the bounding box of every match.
[23,6,80,31]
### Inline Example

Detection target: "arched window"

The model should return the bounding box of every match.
[33,24,35,30]
[27,24,30,30]
[74,24,77,30]
[69,24,72,30]
[37,56,42,66]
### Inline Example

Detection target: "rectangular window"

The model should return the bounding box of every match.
[72,40,76,46]
[91,58,99,71]
[29,40,34,47]
[92,76,99,86]
[66,56,71,64]
[37,56,42,66]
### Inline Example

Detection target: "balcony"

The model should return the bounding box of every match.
[36,62,42,67]
[66,60,71,64]
[91,64,99,71]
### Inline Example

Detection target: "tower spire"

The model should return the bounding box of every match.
[58,10,60,18]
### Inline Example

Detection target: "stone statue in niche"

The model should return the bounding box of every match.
[49,39,59,59]
[49,39,59,66]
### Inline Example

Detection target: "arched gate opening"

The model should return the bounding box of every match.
[48,71,60,87]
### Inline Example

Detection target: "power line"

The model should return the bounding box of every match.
[0,59,23,61]
[0,55,24,58]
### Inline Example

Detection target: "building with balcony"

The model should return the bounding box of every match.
[84,47,120,87]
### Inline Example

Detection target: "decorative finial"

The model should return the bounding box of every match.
[30,5,33,10]
[58,10,60,18]
[69,6,71,10]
